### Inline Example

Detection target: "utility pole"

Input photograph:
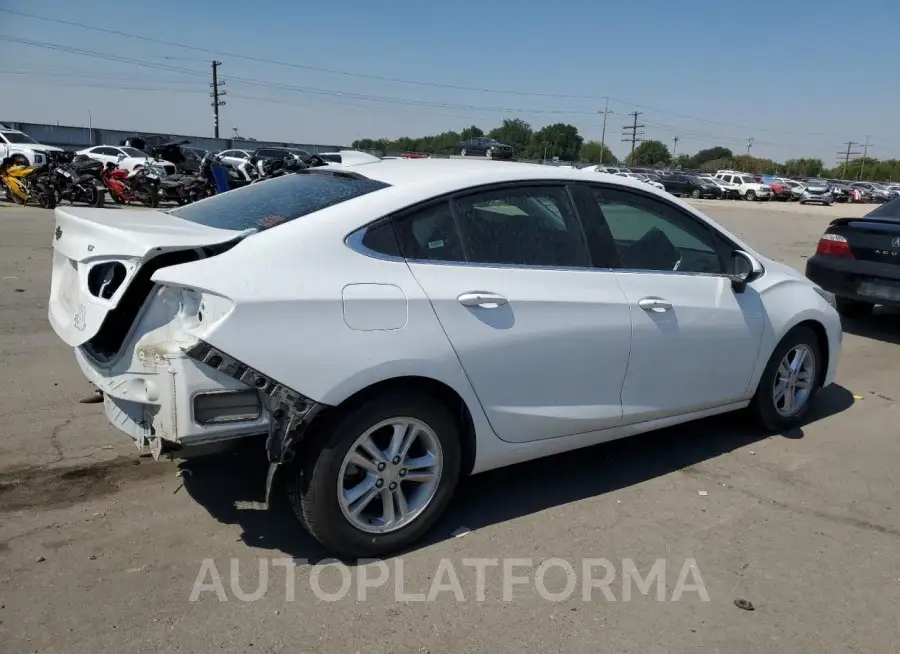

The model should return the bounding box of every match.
[745,137,754,156]
[672,136,679,158]
[837,141,861,178]
[598,98,611,163]
[210,60,226,139]
[621,111,645,162]
[859,135,872,180]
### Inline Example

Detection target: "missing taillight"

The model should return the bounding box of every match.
[816,233,853,258]
[87,262,127,299]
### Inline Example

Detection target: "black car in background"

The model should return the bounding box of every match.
[806,195,900,318]
[660,173,722,199]
[253,147,312,163]
[456,138,513,159]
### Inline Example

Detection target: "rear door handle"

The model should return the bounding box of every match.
[638,297,672,312]
[457,292,508,309]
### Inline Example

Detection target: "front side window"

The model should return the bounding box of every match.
[588,187,724,274]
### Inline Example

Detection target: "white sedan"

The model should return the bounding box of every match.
[76,145,176,175]
[47,159,842,557]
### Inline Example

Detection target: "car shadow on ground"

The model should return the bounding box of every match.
[179,384,854,562]
[841,307,900,345]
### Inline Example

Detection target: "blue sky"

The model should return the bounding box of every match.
[1,0,897,162]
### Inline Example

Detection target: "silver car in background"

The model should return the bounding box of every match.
[800,180,834,206]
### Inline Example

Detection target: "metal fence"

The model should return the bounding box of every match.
[0,120,345,154]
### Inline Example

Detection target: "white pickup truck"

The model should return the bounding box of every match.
[0,128,64,167]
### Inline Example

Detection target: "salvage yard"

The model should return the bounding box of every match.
[1,200,899,653]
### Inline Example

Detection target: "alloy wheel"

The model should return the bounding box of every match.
[772,344,816,417]
[337,417,443,534]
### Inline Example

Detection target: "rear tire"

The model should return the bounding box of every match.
[752,326,822,432]
[835,297,874,319]
[460,149,467,157]
[287,392,461,558]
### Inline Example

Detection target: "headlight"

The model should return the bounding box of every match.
[813,286,837,309]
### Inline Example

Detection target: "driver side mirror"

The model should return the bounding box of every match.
[730,250,764,293]
[116,153,126,162]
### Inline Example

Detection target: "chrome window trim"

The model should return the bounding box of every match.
[345,227,406,263]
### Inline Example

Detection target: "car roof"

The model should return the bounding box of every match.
[346,158,674,199]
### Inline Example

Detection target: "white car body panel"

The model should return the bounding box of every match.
[404,263,632,442]
[46,159,843,476]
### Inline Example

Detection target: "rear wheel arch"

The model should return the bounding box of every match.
[305,375,477,475]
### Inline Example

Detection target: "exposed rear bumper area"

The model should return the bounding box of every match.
[807,255,900,307]
[75,347,270,450]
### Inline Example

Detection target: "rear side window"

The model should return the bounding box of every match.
[394,186,590,268]
[168,172,390,232]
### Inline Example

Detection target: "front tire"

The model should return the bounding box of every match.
[752,326,822,432]
[287,392,462,558]
[691,188,701,199]
[460,149,467,157]
[835,297,874,319]
[745,190,756,201]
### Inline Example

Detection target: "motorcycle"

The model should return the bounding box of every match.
[50,152,106,208]
[0,156,56,208]
[100,156,161,207]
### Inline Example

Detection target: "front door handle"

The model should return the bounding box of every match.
[457,292,508,309]
[638,297,673,312]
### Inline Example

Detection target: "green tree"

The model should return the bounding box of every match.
[459,125,484,141]
[672,154,691,169]
[628,139,671,166]
[580,140,616,164]
[529,123,583,161]
[688,146,733,169]
[488,118,533,155]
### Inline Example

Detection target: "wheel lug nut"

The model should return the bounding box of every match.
[399,469,407,477]
[389,482,397,490]
[392,456,401,464]
[377,462,386,471]
[375,479,384,488]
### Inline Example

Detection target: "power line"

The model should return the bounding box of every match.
[0,7,829,137]
[837,141,861,178]
[621,111,645,161]
[859,135,872,180]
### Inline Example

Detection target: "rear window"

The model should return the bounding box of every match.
[864,196,900,219]
[168,172,390,232]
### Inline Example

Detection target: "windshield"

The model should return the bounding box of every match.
[807,179,828,186]
[121,147,148,157]
[168,172,390,232]
[1,131,38,144]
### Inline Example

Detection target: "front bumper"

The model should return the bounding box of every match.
[801,193,834,204]
[806,255,900,307]
[74,347,270,449]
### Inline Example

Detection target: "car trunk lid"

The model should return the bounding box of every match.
[827,217,900,265]
[49,206,248,348]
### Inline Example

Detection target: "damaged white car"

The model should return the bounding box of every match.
[48,159,842,557]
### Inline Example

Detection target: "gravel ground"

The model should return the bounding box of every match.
[1,199,899,654]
